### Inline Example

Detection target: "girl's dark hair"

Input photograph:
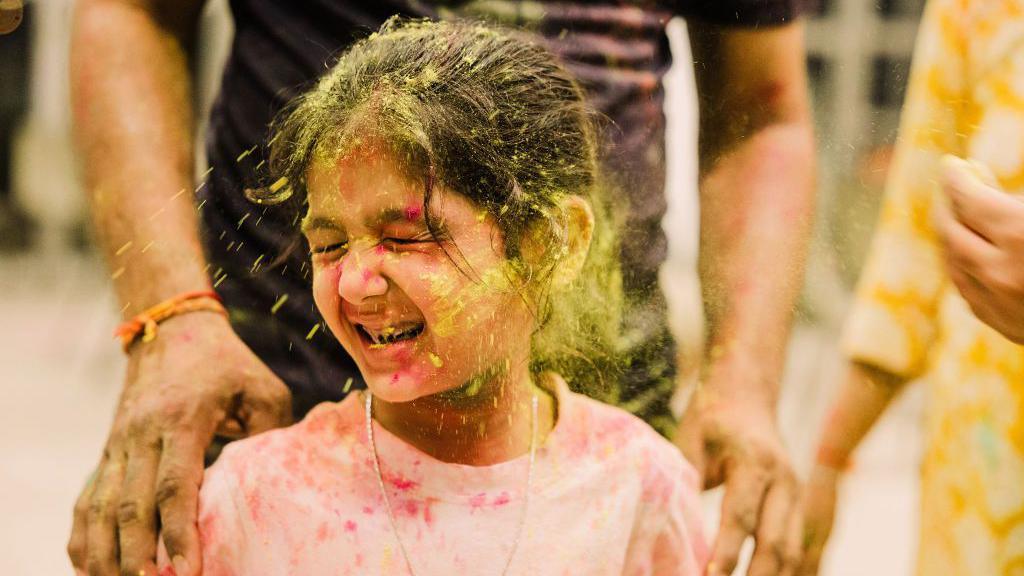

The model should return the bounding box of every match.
[258,18,623,393]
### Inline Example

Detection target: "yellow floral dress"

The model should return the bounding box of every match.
[841,0,1024,573]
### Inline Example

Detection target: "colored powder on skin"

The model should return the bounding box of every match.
[429,353,443,367]
[404,205,423,221]
[316,522,331,543]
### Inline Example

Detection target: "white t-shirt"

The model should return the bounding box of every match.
[160,377,707,575]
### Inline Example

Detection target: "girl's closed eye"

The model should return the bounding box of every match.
[310,241,349,259]
[381,231,437,251]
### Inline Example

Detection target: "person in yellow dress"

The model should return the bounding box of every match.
[798,0,1024,574]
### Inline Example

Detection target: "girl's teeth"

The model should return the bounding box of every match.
[363,324,423,346]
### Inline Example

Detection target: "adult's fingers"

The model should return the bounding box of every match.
[117,442,161,576]
[784,501,805,576]
[942,155,1009,239]
[748,477,801,576]
[243,377,293,436]
[797,547,822,576]
[938,206,999,277]
[707,464,771,576]
[156,434,207,576]
[85,455,126,575]
[68,469,98,575]
[944,247,1000,321]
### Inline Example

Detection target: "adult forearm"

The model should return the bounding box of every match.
[698,119,815,407]
[71,0,208,317]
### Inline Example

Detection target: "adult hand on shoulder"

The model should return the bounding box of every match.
[676,384,802,576]
[67,313,292,576]
[938,155,1024,344]
[796,465,842,576]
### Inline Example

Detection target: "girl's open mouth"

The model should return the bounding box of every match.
[356,323,425,348]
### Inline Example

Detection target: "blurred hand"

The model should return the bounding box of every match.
[938,155,1024,344]
[797,466,842,576]
[676,389,802,576]
[67,313,292,576]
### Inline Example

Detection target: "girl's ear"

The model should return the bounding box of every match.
[554,195,594,287]
[520,195,594,288]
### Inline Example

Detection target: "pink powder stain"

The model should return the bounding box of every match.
[158,566,176,576]
[423,497,437,526]
[362,505,375,515]
[390,372,400,384]
[404,205,423,221]
[373,244,387,256]
[468,492,488,511]
[492,491,511,507]
[362,268,374,282]
[344,520,358,533]
[246,489,265,524]
[400,499,420,517]
[386,472,419,492]
[198,510,220,548]
[316,521,331,543]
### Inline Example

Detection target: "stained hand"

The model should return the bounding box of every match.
[676,391,802,576]
[67,313,292,576]
[938,155,1024,344]
[796,466,841,576]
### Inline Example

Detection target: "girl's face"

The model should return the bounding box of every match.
[303,143,535,403]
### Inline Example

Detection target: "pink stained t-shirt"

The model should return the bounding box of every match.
[159,377,708,575]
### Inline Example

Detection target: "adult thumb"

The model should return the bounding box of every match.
[242,376,293,435]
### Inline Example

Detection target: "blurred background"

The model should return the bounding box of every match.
[0,0,927,573]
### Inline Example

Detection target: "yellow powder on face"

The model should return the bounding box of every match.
[429,353,444,367]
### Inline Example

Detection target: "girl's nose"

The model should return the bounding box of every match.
[337,241,389,305]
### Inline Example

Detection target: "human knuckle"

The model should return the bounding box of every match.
[88,496,115,522]
[155,478,183,506]
[766,539,787,565]
[116,498,144,525]
[155,472,193,507]
[85,556,109,576]
[730,506,759,533]
[784,547,804,568]
[124,414,155,438]
[67,537,85,565]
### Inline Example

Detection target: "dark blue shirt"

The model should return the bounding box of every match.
[202,0,808,426]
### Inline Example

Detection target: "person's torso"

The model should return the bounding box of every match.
[195,384,706,574]
[916,5,1024,570]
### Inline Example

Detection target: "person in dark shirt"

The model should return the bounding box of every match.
[68,2,815,575]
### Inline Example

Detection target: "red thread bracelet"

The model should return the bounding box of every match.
[114,290,226,352]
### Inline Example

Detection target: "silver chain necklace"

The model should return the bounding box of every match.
[365,392,538,576]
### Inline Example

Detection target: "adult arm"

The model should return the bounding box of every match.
[675,20,815,576]
[68,1,291,574]
[937,156,1024,344]
[797,362,906,575]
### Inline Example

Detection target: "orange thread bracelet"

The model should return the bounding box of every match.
[114,290,227,352]
[815,443,854,472]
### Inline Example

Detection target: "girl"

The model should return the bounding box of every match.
[160,19,706,575]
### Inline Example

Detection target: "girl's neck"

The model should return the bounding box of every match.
[370,366,555,466]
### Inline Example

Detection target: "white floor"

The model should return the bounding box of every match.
[0,247,922,575]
